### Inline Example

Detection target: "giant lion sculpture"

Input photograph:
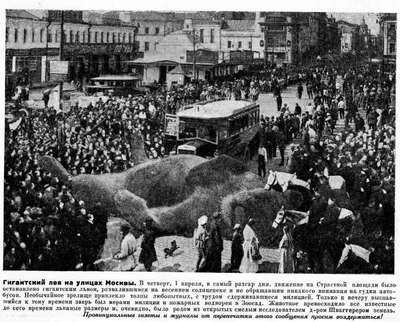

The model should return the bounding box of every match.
[39,153,303,242]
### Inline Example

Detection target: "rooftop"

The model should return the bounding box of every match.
[177,100,257,119]
[6,9,41,20]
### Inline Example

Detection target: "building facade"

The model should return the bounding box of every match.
[6,10,140,87]
[378,13,397,73]
[6,10,56,85]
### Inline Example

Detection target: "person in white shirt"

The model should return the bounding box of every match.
[257,144,267,178]
[114,223,137,271]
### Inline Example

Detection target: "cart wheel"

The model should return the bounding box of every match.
[243,146,251,164]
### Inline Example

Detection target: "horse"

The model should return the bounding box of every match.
[265,171,312,212]
[336,244,374,274]
[272,205,355,273]
[265,171,310,192]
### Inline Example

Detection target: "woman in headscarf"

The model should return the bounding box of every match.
[239,219,260,273]
[278,225,295,273]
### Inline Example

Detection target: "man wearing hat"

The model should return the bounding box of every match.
[194,216,208,272]
[114,223,137,271]
[199,212,224,272]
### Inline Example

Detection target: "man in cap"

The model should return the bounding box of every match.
[114,223,137,271]
[194,216,209,272]
[199,212,224,272]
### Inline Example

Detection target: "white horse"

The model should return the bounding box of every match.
[272,206,310,229]
[337,244,371,270]
[264,171,310,192]
[272,204,355,229]
[265,170,347,192]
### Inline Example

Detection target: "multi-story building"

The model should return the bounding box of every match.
[259,12,298,65]
[378,13,396,73]
[6,9,140,86]
[337,19,370,55]
[6,10,57,85]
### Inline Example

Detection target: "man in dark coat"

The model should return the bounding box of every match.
[229,224,244,272]
[297,83,304,99]
[276,94,283,112]
[139,218,159,271]
[199,212,224,272]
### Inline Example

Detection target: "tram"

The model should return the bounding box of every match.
[164,99,261,161]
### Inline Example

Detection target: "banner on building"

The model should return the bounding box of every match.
[49,61,69,82]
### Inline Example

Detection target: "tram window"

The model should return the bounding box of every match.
[198,125,217,142]
[181,126,196,139]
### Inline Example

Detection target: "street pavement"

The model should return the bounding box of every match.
[246,85,314,174]
[97,217,281,273]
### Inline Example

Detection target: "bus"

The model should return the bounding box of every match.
[85,75,146,96]
[164,99,261,160]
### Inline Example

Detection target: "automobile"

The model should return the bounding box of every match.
[85,75,147,96]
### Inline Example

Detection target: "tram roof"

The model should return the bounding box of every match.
[176,100,258,119]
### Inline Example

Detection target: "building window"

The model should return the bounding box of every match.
[14,29,18,42]
[63,31,67,43]
[389,43,396,54]
[101,32,104,43]
[23,29,27,43]
[155,27,160,34]
[82,31,86,43]
[227,40,232,48]
[95,32,98,43]
[128,33,132,43]
[48,31,52,43]
[88,31,91,43]
[144,42,149,51]
[113,33,116,43]
[6,27,9,42]
[76,31,80,43]
[40,29,44,43]
[122,33,126,43]
[238,41,242,48]
[70,30,73,43]
[107,32,110,43]
[199,29,204,43]
[31,29,35,42]
[249,41,252,49]
[118,33,121,42]
[210,29,214,43]
[145,27,149,34]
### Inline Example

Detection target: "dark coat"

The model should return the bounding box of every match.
[199,220,223,272]
[230,232,244,271]
[139,227,159,265]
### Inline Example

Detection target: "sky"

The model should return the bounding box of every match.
[330,12,380,35]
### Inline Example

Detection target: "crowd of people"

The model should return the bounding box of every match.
[3,63,395,273]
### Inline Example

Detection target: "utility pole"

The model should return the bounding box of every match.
[263,27,267,73]
[59,11,64,61]
[192,27,196,81]
[59,11,64,111]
